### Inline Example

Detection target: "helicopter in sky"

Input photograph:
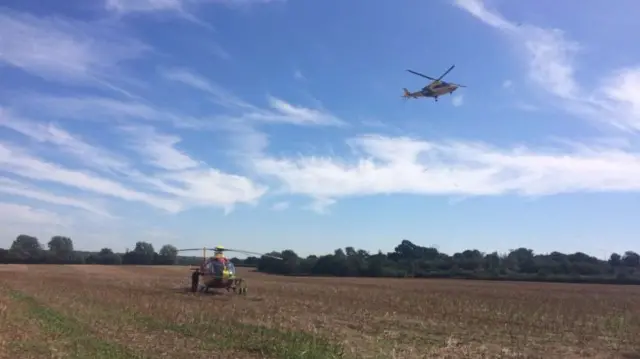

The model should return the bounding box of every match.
[177,245,283,295]
[402,64,466,102]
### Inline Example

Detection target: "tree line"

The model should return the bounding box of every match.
[1,235,639,285]
[0,235,198,266]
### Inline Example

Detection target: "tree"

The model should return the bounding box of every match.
[0,248,9,263]
[96,248,122,265]
[10,234,43,261]
[122,241,156,264]
[48,236,74,261]
[85,248,122,265]
[157,244,178,265]
[622,251,640,268]
[609,253,622,267]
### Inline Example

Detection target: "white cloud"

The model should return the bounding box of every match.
[208,43,232,60]
[0,141,181,212]
[452,94,464,107]
[10,95,209,130]
[0,116,268,215]
[104,0,282,13]
[158,67,255,110]
[159,67,345,126]
[104,0,217,31]
[294,69,306,81]
[105,0,184,13]
[453,0,640,132]
[245,96,345,126]
[0,177,110,217]
[0,9,147,94]
[119,125,200,171]
[102,0,280,31]
[0,107,131,173]
[271,201,289,211]
[0,202,68,227]
[253,134,640,209]
[305,198,335,214]
[514,102,539,112]
[119,125,267,212]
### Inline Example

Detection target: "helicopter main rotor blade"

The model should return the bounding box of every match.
[201,248,284,260]
[437,65,455,81]
[225,248,284,260]
[406,69,437,81]
[177,248,204,252]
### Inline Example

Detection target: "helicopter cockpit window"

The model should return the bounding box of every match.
[227,262,236,275]
[205,259,225,275]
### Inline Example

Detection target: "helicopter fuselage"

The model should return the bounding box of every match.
[422,81,458,97]
[404,82,458,102]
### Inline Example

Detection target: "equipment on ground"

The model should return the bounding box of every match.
[177,246,283,295]
[402,65,466,102]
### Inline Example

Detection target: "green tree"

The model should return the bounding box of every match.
[122,241,156,264]
[609,253,622,267]
[158,244,178,265]
[48,236,74,261]
[622,251,640,267]
[9,234,43,261]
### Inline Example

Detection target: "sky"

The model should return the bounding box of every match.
[1,0,640,258]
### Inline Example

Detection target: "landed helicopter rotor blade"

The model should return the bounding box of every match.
[224,248,284,260]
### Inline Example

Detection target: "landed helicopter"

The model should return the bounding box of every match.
[402,64,466,102]
[177,246,283,295]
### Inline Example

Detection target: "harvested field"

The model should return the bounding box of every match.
[0,265,639,358]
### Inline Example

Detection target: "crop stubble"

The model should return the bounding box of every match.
[0,265,638,358]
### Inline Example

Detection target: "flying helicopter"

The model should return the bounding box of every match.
[177,245,283,295]
[402,64,466,102]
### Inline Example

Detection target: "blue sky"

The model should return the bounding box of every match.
[1,0,640,258]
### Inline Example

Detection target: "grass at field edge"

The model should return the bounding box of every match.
[6,289,147,359]
[5,286,347,359]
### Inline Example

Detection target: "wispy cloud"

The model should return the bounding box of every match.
[9,95,209,130]
[159,67,345,126]
[0,115,269,215]
[0,9,148,96]
[104,0,184,13]
[0,107,131,174]
[271,201,289,211]
[514,102,539,112]
[104,0,215,30]
[158,67,254,110]
[119,125,200,171]
[452,94,464,107]
[245,96,345,126]
[118,124,267,213]
[253,134,640,211]
[0,141,181,212]
[453,0,640,132]
[0,177,111,217]
[305,198,335,214]
[102,0,281,30]
[294,69,306,81]
[0,202,68,227]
